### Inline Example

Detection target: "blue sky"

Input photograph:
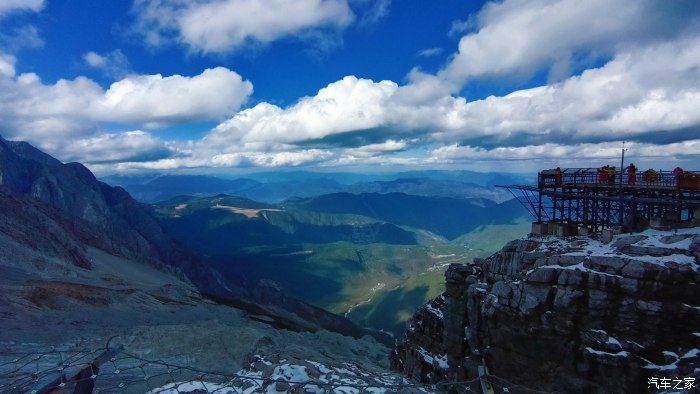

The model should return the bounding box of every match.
[0,0,699,174]
[14,0,491,104]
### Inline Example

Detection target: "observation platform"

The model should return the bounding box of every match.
[536,168,699,191]
[498,168,700,235]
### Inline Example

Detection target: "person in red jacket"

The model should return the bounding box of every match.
[626,163,637,185]
[673,167,684,187]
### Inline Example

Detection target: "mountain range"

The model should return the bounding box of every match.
[151,191,528,336]
[286,192,525,240]
[103,171,525,204]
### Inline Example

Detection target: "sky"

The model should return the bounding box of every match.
[0,0,698,175]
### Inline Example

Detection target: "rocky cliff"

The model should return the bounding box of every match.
[1,137,221,288]
[392,228,700,392]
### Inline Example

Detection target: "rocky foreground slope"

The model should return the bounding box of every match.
[392,227,699,392]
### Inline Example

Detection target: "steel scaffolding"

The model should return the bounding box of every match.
[498,168,700,233]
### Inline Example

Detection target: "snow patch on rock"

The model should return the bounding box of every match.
[417,347,449,369]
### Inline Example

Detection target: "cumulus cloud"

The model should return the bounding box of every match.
[438,0,700,89]
[143,29,697,172]
[4,0,699,172]
[0,0,44,16]
[196,34,700,153]
[0,67,253,144]
[83,50,131,78]
[9,32,700,172]
[57,131,173,164]
[204,76,397,145]
[99,67,253,126]
[132,0,354,53]
[429,35,700,145]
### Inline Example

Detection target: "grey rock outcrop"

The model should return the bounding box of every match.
[0,135,217,285]
[392,230,700,392]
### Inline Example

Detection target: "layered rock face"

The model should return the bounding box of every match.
[392,228,700,392]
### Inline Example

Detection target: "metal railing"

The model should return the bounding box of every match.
[538,168,699,190]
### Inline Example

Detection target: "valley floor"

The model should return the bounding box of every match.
[342,220,531,336]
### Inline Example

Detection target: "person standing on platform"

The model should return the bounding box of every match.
[554,167,562,186]
[626,163,637,185]
[673,167,684,187]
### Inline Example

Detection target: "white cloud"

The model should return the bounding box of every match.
[8,31,698,172]
[83,50,132,78]
[99,67,252,126]
[87,135,699,173]
[58,131,172,164]
[0,67,253,144]
[143,31,698,172]
[357,0,391,28]
[417,47,442,57]
[89,147,333,173]
[428,35,700,143]
[343,139,407,157]
[199,34,700,152]
[83,52,106,68]
[438,0,699,89]
[430,140,700,163]
[0,53,16,77]
[448,18,472,38]
[0,66,253,168]
[0,25,44,51]
[132,0,354,53]
[205,76,397,145]
[424,139,700,173]
[4,0,699,172]
[351,139,406,152]
[213,149,333,167]
[0,0,44,16]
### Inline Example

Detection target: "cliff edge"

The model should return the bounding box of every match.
[392,227,699,392]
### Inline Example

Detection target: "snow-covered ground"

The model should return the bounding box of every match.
[425,302,443,319]
[150,355,428,394]
[532,227,699,270]
[416,347,449,369]
[642,349,700,371]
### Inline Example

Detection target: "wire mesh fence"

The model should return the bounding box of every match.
[0,339,550,394]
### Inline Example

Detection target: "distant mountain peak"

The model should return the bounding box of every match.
[0,135,62,167]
